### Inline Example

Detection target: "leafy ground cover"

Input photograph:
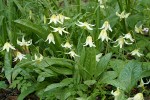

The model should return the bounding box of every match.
[0,0,150,100]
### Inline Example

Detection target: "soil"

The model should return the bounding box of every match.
[0,89,39,100]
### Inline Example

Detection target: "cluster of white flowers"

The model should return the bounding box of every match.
[46,14,79,58]
[48,14,70,25]
[1,36,43,62]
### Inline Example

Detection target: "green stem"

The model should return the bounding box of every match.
[77,0,81,13]
[95,4,100,48]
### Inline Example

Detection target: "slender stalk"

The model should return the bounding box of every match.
[95,4,100,48]
[77,0,81,13]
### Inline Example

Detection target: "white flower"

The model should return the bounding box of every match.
[58,14,70,24]
[138,78,150,88]
[127,93,144,100]
[111,87,121,100]
[113,36,132,48]
[48,14,61,24]
[33,54,43,62]
[98,29,111,42]
[123,33,134,42]
[2,42,16,52]
[17,36,32,47]
[98,0,105,8]
[76,21,94,30]
[51,27,69,35]
[45,33,55,44]
[61,42,73,49]
[143,27,149,33]
[99,21,112,32]
[131,49,143,57]
[13,51,27,62]
[116,11,130,19]
[135,25,143,34]
[96,53,103,62]
[83,36,96,47]
[66,51,79,58]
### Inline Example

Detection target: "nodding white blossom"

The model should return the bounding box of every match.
[98,29,111,42]
[142,27,149,33]
[131,49,143,57]
[33,54,43,62]
[58,14,70,24]
[2,42,16,52]
[48,14,61,24]
[127,93,144,100]
[111,87,121,100]
[65,50,79,58]
[76,21,95,30]
[116,11,130,19]
[96,53,103,62]
[123,33,134,42]
[13,51,26,62]
[99,21,112,32]
[113,36,132,48]
[98,0,105,8]
[61,42,73,49]
[138,78,150,88]
[17,36,32,47]
[135,25,143,34]
[51,27,69,35]
[45,33,55,44]
[83,36,96,47]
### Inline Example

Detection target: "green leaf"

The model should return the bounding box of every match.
[140,70,150,78]
[109,61,143,92]
[84,80,96,86]
[99,71,118,84]
[4,52,12,83]
[49,66,73,75]
[14,19,47,39]
[110,59,126,75]
[12,60,36,80]
[44,57,73,69]
[83,48,96,78]
[0,81,7,89]
[95,53,112,78]
[17,83,37,100]
[44,83,68,92]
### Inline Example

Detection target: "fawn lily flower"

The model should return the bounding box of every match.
[127,93,144,100]
[51,27,69,35]
[96,53,103,62]
[143,27,149,33]
[135,25,143,34]
[83,36,96,47]
[33,54,43,62]
[61,42,73,49]
[111,87,121,100]
[13,51,27,62]
[113,36,132,48]
[2,42,16,52]
[66,50,79,58]
[98,29,111,42]
[138,78,150,88]
[58,14,70,23]
[99,21,112,32]
[48,14,61,24]
[45,33,55,44]
[98,0,105,8]
[123,33,134,42]
[17,36,32,47]
[76,21,94,30]
[131,49,143,57]
[116,11,130,19]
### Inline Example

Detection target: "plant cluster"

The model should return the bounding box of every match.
[0,0,150,100]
